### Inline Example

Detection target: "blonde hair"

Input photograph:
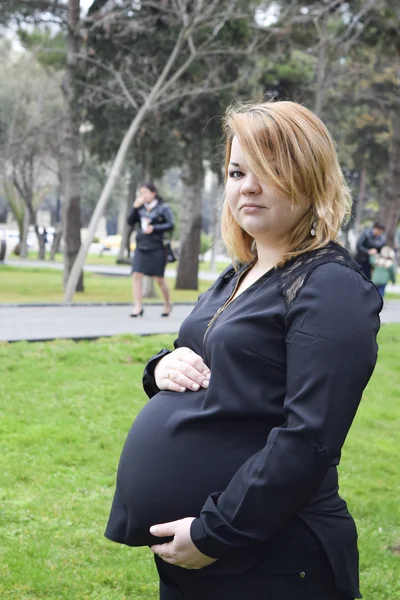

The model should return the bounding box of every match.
[220,101,352,265]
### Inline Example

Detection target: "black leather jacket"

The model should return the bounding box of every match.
[355,228,386,263]
[127,201,174,251]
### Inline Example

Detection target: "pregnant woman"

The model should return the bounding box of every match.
[105,101,382,600]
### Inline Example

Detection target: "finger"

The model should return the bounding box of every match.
[161,366,205,392]
[165,373,206,392]
[173,348,211,376]
[150,522,177,538]
[178,357,211,379]
[151,541,174,556]
[161,375,186,393]
[178,351,211,375]
[171,360,211,389]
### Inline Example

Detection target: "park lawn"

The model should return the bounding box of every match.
[0,328,399,599]
[0,265,211,304]
[6,252,230,272]
[7,251,121,266]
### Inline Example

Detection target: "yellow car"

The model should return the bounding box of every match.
[99,235,136,253]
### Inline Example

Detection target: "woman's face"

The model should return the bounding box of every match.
[225,136,309,243]
[139,186,156,204]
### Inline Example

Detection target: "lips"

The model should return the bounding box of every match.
[240,203,264,210]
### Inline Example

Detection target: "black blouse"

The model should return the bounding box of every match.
[105,242,382,598]
[127,201,174,251]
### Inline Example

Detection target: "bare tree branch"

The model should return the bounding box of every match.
[156,73,248,108]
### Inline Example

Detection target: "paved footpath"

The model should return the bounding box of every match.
[2,258,400,342]
[0,303,195,342]
[1,300,400,343]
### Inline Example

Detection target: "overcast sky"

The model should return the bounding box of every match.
[80,0,93,14]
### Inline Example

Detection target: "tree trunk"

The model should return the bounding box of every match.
[142,149,152,182]
[379,102,400,246]
[20,210,30,259]
[35,225,46,260]
[63,27,186,302]
[354,167,367,234]
[63,99,153,302]
[209,170,224,272]
[117,169,136,264]
[61,0,83,292]
[175,136,204,290]
[50,227,62,260]
[143,276,158,298]
[314,17,328,117]
[379,17,400,247]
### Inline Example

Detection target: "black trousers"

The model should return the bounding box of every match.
[156,526,352,600]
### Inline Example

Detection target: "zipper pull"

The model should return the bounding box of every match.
[207,306,223,327]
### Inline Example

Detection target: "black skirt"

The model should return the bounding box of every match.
[132,247,167,277]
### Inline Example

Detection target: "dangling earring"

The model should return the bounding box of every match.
[251,239,257,253]
[310,220,317,237]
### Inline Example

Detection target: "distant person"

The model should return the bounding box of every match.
[105,100,382,600]
[370,246,396,298]
[127,182,174,318]
[355,222,386,278]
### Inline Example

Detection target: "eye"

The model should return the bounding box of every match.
[228,170,244,179]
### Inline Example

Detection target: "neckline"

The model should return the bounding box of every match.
[145,199,158,212]
[232,261,277,301]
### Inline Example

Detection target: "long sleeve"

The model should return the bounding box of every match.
[191,263,382,558]
[142,339,180,398]
[127,207,140,228]
[142,265,235,399]
[356,230,369,255]
[151,204,174,233]
[389,264,396,284]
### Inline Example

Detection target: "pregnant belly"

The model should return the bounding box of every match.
[106,390,266,547]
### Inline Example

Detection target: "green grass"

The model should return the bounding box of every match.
[6,251,230,273]
[0,265,212,304]
[0,327,399,599]
[7,251,121,266]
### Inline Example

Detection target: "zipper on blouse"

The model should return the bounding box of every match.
[203,264,253,348]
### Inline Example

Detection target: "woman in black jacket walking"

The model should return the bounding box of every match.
[106,101,382,600]
[127,182,174,317]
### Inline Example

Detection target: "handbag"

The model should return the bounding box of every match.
[164,240,177,263]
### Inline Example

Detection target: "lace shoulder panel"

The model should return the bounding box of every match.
[277,241,366,310]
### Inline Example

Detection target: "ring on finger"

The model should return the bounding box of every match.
[167,371,172,379]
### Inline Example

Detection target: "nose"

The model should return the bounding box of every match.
[240,172,262,195]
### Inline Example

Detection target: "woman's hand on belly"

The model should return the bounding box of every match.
[150,517,217,570]
[154,348,211,393]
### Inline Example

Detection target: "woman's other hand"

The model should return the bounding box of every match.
[154,347,211,393]
[143,224,154,234]
[150,518,217,570]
